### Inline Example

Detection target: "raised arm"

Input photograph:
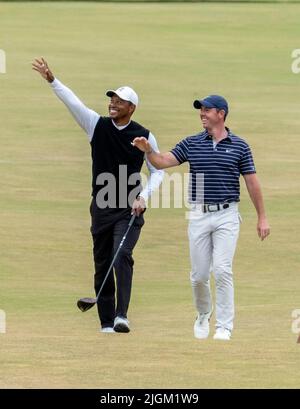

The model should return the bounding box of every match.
[32,57,99,140]
[132,137,179,169]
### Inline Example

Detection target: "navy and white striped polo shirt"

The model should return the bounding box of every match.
[171,128,256,204]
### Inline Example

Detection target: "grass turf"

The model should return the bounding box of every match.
[0,2,300,388]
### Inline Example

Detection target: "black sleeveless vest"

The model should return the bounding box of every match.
[90,117,149,208]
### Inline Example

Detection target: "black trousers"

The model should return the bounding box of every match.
[90,200,144,328]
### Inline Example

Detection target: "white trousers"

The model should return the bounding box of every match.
[188,203,240,331]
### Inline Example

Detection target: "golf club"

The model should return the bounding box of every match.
[77,213,136,312]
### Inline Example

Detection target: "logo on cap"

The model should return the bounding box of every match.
[106,86,139,106]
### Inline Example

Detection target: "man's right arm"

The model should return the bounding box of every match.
[50,79,100,141]
[32,57,99,141]
[132,137,179,169]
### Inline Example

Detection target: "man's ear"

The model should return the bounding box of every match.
[219,109,226,121]
[129,103,136,115]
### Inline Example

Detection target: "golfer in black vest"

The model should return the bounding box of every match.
[32,58,164,333]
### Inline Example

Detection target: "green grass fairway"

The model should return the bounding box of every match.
[1,2,300,388]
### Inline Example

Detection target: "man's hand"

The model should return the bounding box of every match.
[133,137,179,169]
[243,173,271,242]
[257,217,270,241]
[32,57,54,83]
[131,196,146,217]
[132,137,153,154]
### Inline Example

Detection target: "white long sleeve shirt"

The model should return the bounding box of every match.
[50,79,164,201]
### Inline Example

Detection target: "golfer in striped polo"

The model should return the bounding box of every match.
[133,94,270,340]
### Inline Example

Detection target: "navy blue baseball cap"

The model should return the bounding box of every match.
[193,95,229,114]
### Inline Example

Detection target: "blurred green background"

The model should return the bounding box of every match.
[0,1,299,388]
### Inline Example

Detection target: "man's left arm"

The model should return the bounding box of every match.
[243,173,270,241]
[131,133,164,216]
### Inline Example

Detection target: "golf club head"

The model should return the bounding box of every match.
[77,297,97,312]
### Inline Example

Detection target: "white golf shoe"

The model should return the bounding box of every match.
[194,310,213,339]
[114,317,130,333]
[100,327,115,333]
[213,327,231,341]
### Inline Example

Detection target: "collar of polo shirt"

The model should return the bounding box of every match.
[205,127,233,141]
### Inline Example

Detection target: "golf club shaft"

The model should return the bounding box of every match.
[95,213,136,302]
